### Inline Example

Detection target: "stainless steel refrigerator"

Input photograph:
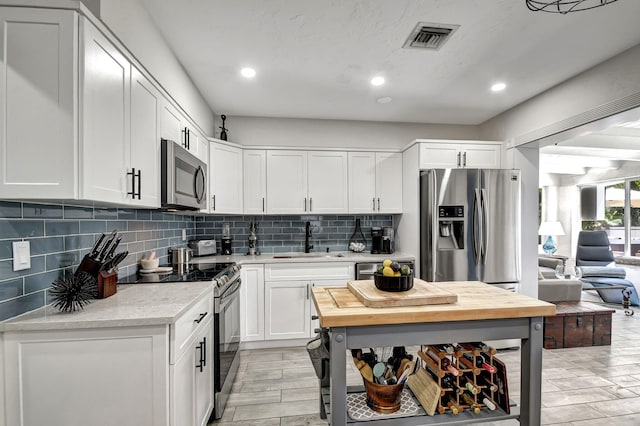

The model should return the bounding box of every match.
[420,168,521,288]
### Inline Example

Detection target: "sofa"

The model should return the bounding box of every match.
[538,256,582,303]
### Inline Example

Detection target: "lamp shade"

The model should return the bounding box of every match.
[538,221,565,236]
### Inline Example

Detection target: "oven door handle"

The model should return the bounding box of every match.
[217,278,241,312]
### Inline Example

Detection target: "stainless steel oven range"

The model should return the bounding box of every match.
[136,261,241,420]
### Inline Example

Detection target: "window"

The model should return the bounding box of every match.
[583,177,640,257]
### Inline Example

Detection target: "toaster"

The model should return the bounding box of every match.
[188,238,217,256]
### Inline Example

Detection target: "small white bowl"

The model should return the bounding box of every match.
[140,258,160,270]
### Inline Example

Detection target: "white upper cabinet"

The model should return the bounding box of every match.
[243,149,267,214]
[348,152,377,213]
[79,18,131,204]
[307,151,348,214]
[266,150,308,214]
[266,150,348,214]
[0,7,200,207]
[160,100,183,144]
[348,152,402,214]
[209,141,243,214]
[0,8,77,199]
[419,140,502,169]
[130,66,161,207]
[376,152,403,214]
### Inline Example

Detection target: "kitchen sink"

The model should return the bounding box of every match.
[272,253,346,259]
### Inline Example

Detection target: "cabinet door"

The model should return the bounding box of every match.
[419,143,460,169]
[196,130,209,163]
[4,326,168,426]
[243,150,267,214]
[130,67,160,207]
[376,153,402,214]
[264,281,310,340]
[348,152,377,213]
[463,143,501,168]
[80,19,130,203]
[210,142,243,214]
[266,150,307,214]
[160,100,182,144]
[194,319,213,426]
[172,339,195,426]
[240,265,265,341]
[308,151,348,213]
[0,8,77,199]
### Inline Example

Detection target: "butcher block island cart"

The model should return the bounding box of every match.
[311,281,555,426]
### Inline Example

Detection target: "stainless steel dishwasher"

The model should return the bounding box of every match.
[355,261,415,280]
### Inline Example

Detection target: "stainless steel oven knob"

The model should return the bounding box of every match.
[232,264,241,274]
[217,275,228,286]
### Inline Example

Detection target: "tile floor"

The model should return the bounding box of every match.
[211,301,640,425]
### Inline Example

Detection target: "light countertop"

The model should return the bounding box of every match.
[189,251,415,265]
[0,282,213,332]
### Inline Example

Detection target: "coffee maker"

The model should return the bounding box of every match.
[371,227,383,254]
[221,223,233,255]
[382,227,395,254]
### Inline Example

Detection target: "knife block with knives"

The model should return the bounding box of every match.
[75,230,128,299]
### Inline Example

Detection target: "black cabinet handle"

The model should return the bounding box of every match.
[194,312,208,323]
[202,336,206,367]
[195,341,203,372]
[311,315,319,320]
[136,169,141,199]
[187,128,190,150]
[181,128,187,148]
[127,168,136,198]
[212,195,216,211]
[463,152,467,167]
[262,197,265,212]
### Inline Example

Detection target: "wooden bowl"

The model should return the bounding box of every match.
[363,378,404,413]
[373,272,414,292]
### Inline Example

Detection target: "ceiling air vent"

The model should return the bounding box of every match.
[403,22,460,50]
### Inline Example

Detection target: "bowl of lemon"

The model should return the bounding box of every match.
[373,259,414,292]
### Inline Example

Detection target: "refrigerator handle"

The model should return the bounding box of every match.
[429,170,437,282]
[472,188,481,265]
[480,188,488,265]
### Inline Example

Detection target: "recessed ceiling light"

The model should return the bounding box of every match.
[377,97,392,104]
[241,67,256,78]
[371,76,385,86]
[491,82,506,92]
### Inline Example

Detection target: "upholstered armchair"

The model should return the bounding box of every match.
[576,231,639,306]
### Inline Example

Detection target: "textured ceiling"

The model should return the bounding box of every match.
[140,0,640,125]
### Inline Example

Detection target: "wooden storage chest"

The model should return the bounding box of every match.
[543,302,615,349]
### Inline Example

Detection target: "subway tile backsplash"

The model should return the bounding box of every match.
[0,200,392,322]
[0,201,196,321]
[194,215,392,255]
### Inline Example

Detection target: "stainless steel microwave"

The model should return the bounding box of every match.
[161,139,207,210]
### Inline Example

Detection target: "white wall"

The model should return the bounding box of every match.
[504,145,539,298]
[99,0,214,135]
[225,116,480,149]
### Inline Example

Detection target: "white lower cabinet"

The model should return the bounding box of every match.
[3,291,214,426]
[240,265,265,341]
[263,263,354,340]
[171,316,213,426]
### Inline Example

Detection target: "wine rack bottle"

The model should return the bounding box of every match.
[461,375,480,395]
[441,357,459,376]
[441,374,462,394]
[445,394,461,415]
[482,393,497,411]
[461,392,481,414]
[462,352,496,374]
[477,373,498,392]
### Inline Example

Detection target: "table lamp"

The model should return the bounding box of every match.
[538,221,565,255]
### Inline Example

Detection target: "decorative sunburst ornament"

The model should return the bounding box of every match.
[526,0,619,14]
[50,272,97,312]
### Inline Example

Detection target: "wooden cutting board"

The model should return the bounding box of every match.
[347,278,457,308]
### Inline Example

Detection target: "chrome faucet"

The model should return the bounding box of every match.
[305,221,314,253]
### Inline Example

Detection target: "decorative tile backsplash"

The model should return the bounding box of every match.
[0,200,392,321]
[0,201,196,321]
[194,215,393,255]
